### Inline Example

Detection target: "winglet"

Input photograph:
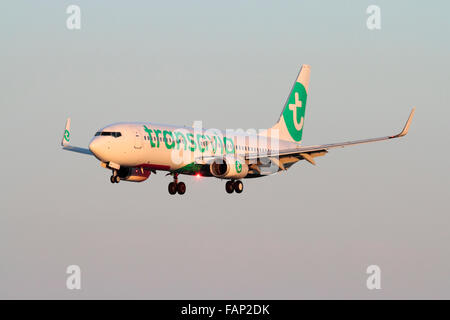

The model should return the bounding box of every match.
[61,118,71,146]
[396,108,415,138]
[60,118,93,156]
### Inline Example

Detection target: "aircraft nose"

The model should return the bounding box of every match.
[89,138,101,156]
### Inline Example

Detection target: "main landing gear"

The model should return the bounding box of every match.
[110,170,120,183]
[168,173,186,195]
[225,180,243,194]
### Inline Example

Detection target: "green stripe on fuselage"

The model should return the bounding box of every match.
[173,162,203,174]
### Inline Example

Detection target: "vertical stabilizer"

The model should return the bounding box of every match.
[269,65,310,143]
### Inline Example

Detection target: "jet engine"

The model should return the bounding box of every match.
[209,157,248,179]
[117,166,151,182]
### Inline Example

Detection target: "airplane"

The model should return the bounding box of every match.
[61,65,415,195]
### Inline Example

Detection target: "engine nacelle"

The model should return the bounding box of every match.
[210,157,248,179]
[117,166,151,182]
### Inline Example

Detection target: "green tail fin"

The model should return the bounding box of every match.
[271,65,310,143]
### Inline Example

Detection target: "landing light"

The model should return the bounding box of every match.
[195,173,201,179]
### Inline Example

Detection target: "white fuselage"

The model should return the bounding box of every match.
[88,122,299,176]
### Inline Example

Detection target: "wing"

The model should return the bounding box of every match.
[247,108,415,167]
[61,118,93,156]
[62,145,93,155]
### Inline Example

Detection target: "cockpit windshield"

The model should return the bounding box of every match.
[94,131,122,138]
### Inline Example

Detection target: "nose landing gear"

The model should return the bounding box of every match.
[225,180,243,194]
[168,173,186,195]
[110,170,120,183]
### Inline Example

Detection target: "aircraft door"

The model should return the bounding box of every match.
[134,130,143,149]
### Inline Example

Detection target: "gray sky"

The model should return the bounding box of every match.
[1,0,449,299]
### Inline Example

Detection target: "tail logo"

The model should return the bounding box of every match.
[283,82,307,142]
[289,92,304,131]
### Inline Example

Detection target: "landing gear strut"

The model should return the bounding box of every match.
[168,173,186,195]
[110,170,120,183]
[226,180,243,194]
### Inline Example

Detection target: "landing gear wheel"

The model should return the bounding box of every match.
[110,176,115,184]
[177,182,186,195]
[168,182,177,195]
[110,175,120,183]
[234,180,243,193]
[225,181,235,193]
